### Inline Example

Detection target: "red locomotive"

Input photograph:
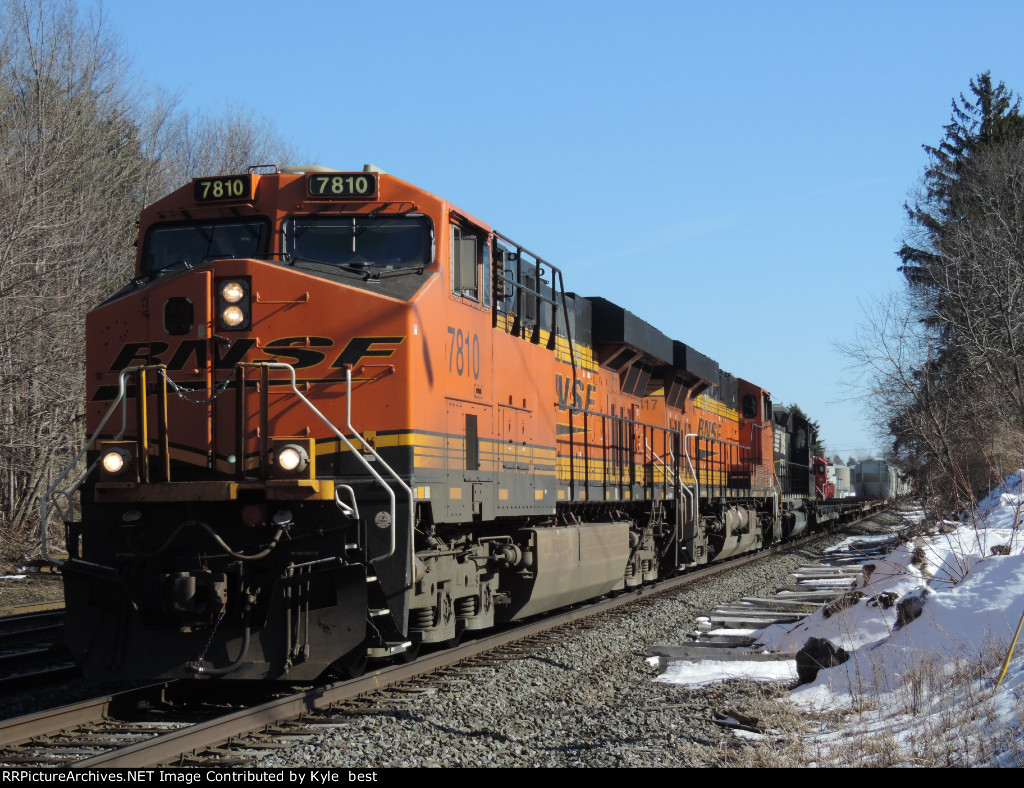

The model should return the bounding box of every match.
[814,457,837,499]
[43,166,864,680]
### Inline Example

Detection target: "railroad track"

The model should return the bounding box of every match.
[646,528,903,679]
[0,605,77,692]
[0,507,892,767]
[0,601,65,618]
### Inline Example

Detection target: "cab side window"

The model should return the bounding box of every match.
[742,394,757,419]
[450,221,491,307]
[451,224,478,300]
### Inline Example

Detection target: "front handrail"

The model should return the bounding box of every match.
[343,365,414,567]
[40,365,161,566]
[251,363,413,570]
[43,361,414,581]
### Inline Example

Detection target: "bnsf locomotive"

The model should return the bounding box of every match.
[42,166,871,681]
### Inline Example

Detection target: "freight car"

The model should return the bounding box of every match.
[852,460,911,499]
[42,165,876,681]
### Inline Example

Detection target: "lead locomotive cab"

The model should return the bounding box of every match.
[51,166,434,680]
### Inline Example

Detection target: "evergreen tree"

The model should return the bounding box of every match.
[899,72,1024,298]
[884,72,1024,505]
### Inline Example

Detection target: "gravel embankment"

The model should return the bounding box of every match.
[257,514,900,768]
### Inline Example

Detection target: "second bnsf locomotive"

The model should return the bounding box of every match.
[44,165,870,680]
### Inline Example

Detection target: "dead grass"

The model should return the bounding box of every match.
[0,529,43,574]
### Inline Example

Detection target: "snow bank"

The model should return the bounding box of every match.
[655,478,1024,763]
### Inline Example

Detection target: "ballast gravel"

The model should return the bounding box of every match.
[256,514,899,768]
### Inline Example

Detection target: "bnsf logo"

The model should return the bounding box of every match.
[99,335,403,392]
[697,418,721,440]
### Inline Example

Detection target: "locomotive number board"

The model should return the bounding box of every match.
[306,172,379,199]
[194,175,254,203]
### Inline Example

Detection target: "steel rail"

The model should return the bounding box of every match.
[0,602,65,619]
[0,613,63,643]
[0,663,79,694]
[0,685,170,746]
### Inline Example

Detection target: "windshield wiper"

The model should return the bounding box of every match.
[364,264,425,280]
[134,258,194,285]
[289,256,425,281]
[288,255,380,279]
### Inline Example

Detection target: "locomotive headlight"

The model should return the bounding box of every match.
[276,444,309,474]
[270,438,315,480]
[220,280,246,303]
[102,449,129,474]
[216,277,250,330]
[222,305,246,327]
[97,442,137,481]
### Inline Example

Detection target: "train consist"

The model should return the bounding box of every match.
[43,166,883,681]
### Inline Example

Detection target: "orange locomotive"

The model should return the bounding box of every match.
[45,165,793,680]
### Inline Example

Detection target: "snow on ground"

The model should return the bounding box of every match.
[654,476,1024,765]
[651,657,798,687]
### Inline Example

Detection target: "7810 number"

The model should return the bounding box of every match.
[195,176,250,201]
[308,174,377,197]
[447,327,480,379]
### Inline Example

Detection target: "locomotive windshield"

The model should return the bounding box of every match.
[285,215,432,272]
[141,219,271,276]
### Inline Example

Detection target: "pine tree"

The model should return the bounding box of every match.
[887,72,1024,504]
[899,72,1024,295]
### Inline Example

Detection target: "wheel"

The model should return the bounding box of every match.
[398,640,422,663]
[441,620,466,649]
[338,648,368,679]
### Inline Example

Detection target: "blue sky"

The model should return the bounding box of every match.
[99,0,1024,459]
